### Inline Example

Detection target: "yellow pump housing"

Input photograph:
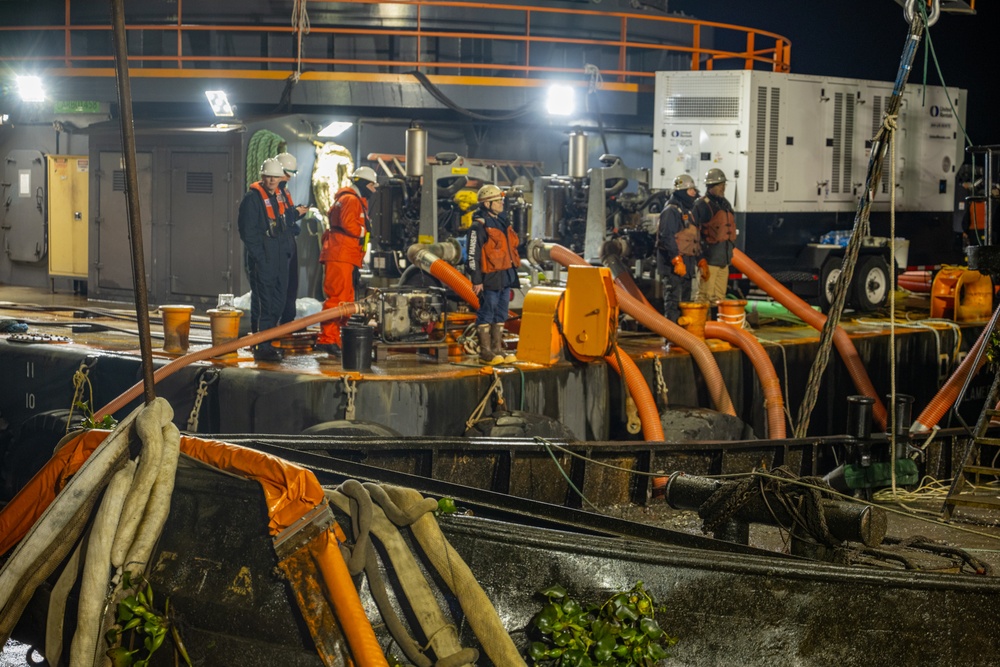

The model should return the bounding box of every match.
[518,265,619,366]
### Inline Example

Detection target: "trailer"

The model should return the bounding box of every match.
[652,70,966,311]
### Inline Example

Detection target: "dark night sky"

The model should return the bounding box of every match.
[670,0,995,147]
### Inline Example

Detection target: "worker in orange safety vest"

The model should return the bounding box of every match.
[315,166,377,356]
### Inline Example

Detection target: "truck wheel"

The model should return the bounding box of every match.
[819,257,843,311]
[852,256,890,312]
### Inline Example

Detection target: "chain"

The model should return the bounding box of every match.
[186,370,219,432]
[652,356,669,407]
[66,358,96,432]
[342,375,358,421]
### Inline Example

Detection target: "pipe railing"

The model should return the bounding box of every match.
[0,0,792,83]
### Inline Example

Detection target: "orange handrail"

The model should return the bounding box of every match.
[1,0,792,83]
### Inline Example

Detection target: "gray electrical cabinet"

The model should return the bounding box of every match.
[88,123,243,305]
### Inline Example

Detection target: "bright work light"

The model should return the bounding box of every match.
[17,75,45,103]
[205,90,234,117]
[546,85,575,116]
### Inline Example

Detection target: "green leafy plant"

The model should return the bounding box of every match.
[105,571,192,667]
[528,581,677,666]
[986,329,1000,371]
[75,400,118,430]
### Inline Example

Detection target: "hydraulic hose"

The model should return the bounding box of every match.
[911,313,994,433]
[605,255,784,436]
[545,243,736,416]
[704,322,787,439]
[732,249,887,430]
[408,242,480,310]
[95,302,363,421]
[605,345,664,441]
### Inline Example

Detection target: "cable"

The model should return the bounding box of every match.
[406,71,535,122]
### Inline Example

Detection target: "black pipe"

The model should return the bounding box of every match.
[664,472,886,547]
[110,0,156,405]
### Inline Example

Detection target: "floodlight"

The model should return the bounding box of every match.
[546,85,575,116]
[205,90,234,117]
[17,75,45,103]
[317,121,353,138]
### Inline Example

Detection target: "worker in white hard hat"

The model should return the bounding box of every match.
[316,165,378,356]
[692,168,737,312]
[237,157,297,362]
[467,183,519,365]
[274,152,309,325]
[656,173,701,323]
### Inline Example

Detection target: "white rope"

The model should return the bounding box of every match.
[885,111,899,498]
[292,0,311,75]
[465,372,504,431]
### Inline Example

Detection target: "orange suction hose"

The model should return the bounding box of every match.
[912,312,995,432]
[731,249,887,430]
[95,302,362,421]
[605,345,664,441]
[704,322,787,439]
[546,243,736,417]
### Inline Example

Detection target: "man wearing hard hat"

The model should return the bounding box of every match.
[274,152,309,325]
[316,166,378,356]
[237,157,298,362]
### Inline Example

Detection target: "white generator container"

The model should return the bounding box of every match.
[651,71,966,215]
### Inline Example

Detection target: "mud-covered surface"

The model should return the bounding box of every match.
[602,496,1000,574]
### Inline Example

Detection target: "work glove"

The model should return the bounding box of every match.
[671,255,687,277]
[698,258,710,281]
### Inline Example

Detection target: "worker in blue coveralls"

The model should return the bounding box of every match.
[237,157,297,361]
[275,151,309,325]
[656,173,702,323]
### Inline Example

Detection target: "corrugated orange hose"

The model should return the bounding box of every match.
[604,345,665,441]
[704,322,787,439]
[732,249,887,430]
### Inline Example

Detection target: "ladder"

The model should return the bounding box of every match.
[942,370,1000,520]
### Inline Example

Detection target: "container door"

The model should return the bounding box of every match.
[47,155,90,278]
[2,149,47,263]
[96,151,153,292]
[168,152,232,298]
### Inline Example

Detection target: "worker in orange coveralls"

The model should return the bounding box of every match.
[315,166,378,356]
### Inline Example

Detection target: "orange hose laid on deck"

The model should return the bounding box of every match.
[95,303,362,421]
[605,345,665,441]
[704,322,787,439]
[732,249,887,430]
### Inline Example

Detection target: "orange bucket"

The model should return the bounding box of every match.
[207,308,243,358]
[160,305,195,354]
[678,302,708,339]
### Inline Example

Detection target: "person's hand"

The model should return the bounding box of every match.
[473,283,483,295]
[296,205,308,216]
[698,258,709,281]
[671,255,686,277]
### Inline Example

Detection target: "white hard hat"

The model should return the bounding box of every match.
[275,152,297,174]
[477,184,503,203]
[260,158,284,178]
[351,166,378,185]
[673,173,696,190]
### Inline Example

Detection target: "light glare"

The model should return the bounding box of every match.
[546,85,575,116]
[318,121,353,137]
[17,75,45,102]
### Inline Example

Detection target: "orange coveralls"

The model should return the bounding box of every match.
[318,186,367,345]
